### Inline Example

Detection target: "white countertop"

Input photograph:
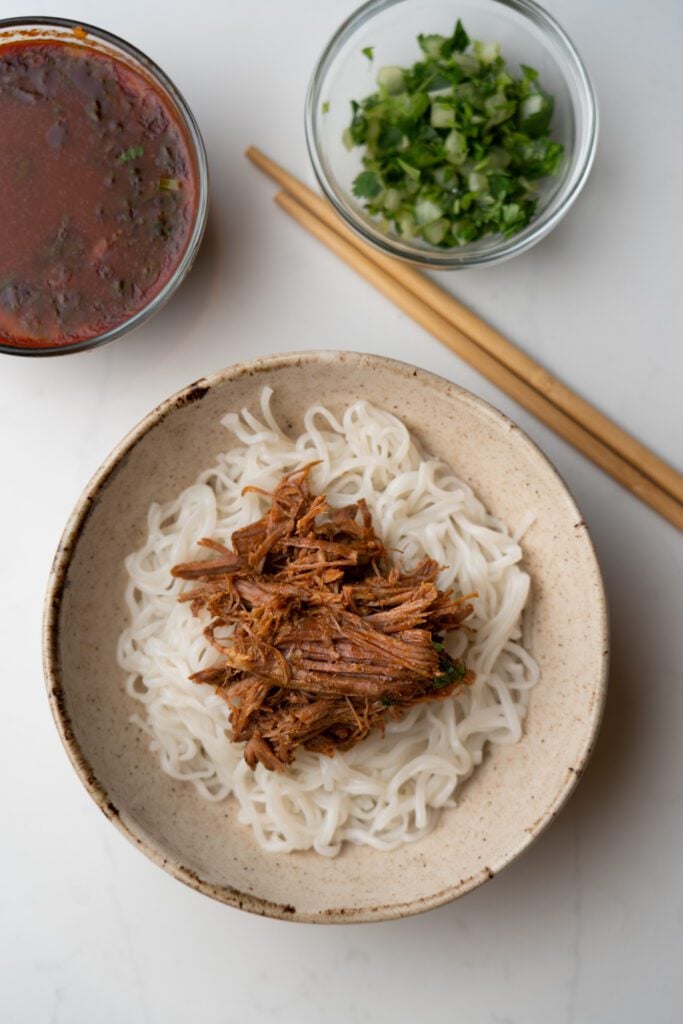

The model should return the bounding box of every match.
[1,1,682,1021]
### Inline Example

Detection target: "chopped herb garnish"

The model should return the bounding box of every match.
[451,18,470,54]
[346,19,563,247]
[352,169,382,199]
[433,659,468,689]
[117,145,144,165]
[159,177,181,192]
[362,46,375,62]
[381,695,394,707]
[321,100,330,114]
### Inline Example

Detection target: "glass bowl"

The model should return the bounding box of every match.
[0,17,208,357]
[305,0,597,269]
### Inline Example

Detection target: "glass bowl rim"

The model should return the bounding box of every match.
[0,15,209,357]
[305,0,598,269]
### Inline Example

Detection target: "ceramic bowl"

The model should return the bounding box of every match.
[43,351,608,922]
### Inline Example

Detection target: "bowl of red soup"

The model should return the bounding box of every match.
[0,17,208,356]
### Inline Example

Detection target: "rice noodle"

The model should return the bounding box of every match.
[117,388,538,856]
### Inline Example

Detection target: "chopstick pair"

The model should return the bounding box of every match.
[246,146,683,531]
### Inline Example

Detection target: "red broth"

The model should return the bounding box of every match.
[0,39,199,349]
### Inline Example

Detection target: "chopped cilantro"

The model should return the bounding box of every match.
[433,659,468,689]
[362,46,375,62]
[343,20,563,247]
[352,169,382,199]
[381,695,394,707]
[451,18,470,54]
[117,145,144,165]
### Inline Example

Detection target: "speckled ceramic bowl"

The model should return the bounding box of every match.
[43,351,608,922]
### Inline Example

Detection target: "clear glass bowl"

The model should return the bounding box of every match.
[305,0,597,269]
[0,17,208,357]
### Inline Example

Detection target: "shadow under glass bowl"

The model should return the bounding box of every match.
[0,17,208,357]
[305,0,597,269]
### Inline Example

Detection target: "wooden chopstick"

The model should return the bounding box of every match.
[246,146,683,513]
[272,188,683,530]
[245,148,683,532]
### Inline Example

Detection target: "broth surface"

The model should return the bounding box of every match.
[0,39,198,348]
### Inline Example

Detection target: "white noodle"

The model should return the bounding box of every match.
[117,388,538,856]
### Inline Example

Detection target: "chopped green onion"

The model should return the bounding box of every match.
[383,187,402,212]
[415,198,443,225]
[430,100,455,128]
[343,19,563,247]
[321,100,330,114]
[418,34,447,59]
[444,128,467,165]
[397,211,417,238]
[433,659,468,689]
[117,145,144,165]
[422,217,449,245]
[159,177,181,192]
[474,40,500,64]
[377,65,405,95]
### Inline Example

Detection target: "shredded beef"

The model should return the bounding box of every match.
[171,465,475,771]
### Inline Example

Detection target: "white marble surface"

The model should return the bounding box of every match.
[1,1,682,1021]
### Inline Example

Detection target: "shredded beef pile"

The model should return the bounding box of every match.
[171,465,475,772]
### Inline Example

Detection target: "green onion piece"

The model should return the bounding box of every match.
[431,100,455,128]
[117,145,144,165]
[383,187,402,212]
[397,211,416,238]
[474,39,500,64]
[377,65,406,95]
[396,157,420,181]
[415,198,443,225]
[160,177,181,192]
[418,34,447,59]
[422,217,449,244]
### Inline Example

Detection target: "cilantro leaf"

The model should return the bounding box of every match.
[433,659,468,689]
[362,46,374,61]
[451,19,470,53]
[352,170,382,198]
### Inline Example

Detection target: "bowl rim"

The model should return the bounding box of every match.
[42,350,609,923]
[0,15,209,357]
[305,0,599,269]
